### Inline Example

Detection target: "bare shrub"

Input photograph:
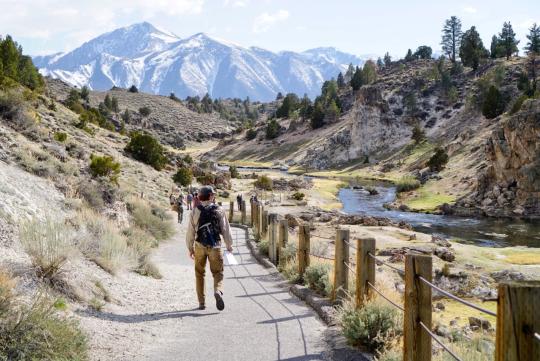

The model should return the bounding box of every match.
[19,218,74,281]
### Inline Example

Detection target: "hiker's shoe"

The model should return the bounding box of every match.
[214,291,225,311]
[198,304,206,310]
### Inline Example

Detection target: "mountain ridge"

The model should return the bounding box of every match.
[34,22,369,101]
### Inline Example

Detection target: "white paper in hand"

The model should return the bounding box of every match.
[223,251,238,266]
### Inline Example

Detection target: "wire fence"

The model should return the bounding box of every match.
[245,203,539,361]
[368,252,405,275]
[365,251,497,361]
[367,281,404,312]
[419,321,464,361]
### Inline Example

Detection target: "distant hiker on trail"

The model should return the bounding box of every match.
[193,192,201,209]
[186,193,193,210]
[176,193,184,224]
[186,186,233,311]
[169,193,176,209]
[236,194,243,211]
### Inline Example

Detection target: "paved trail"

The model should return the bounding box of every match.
[83,215,330,361]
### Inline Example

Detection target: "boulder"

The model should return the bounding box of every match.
[318,214,333,223]
[468,317,493,331]
[490,270,527,282]
[434,247,456,262]
[431,235,451,248]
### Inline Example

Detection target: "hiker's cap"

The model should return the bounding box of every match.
[199,186,215,197]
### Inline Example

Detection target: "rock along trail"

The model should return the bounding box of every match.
[81,213,330,361]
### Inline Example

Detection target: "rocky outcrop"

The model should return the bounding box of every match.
[473,99,540,217]
[304,86,411,169]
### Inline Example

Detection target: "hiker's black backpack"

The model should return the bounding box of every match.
[196,204,221,247]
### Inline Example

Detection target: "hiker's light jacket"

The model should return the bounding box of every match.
[186,201,233,253]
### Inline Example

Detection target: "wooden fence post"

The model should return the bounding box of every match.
[297,225,310,279]
[262,210,268,239]
[333,228,350,302]
[254,203,261,240]
[496,281,540,361]
[229,201,234,222]
[356,237,376,308]
[241,200,247,225]
[403,254,432,361]
[277,219,288,265]
[268,214,278,264]
[258,204,264,240]
[250,200,255,227]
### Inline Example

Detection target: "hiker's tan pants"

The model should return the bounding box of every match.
[194,242,224,305]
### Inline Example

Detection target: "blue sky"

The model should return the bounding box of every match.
[1,0,538,57]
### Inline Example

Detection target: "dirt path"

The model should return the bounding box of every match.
[80,213,330,361]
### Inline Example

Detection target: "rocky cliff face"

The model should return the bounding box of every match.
[473,99,540,217]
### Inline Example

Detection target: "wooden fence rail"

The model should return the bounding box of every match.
[234,203,540,361]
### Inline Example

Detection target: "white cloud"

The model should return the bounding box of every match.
[0,0,205,53]
[253,10,289,33]
[224,0,249,7]
[462,6,477,14]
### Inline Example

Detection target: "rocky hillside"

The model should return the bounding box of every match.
[211,57,540,218]
[46,78,233,148]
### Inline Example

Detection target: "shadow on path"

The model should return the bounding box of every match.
[76,308,219,324]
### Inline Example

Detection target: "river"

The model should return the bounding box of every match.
[339,186,540,248]
[220,164,540,247]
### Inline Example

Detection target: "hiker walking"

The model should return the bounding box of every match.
[186,186,233,311]
[169,193,176,209]
[186,193,193,210]
[176,193,185,224]
[236,194,242,211]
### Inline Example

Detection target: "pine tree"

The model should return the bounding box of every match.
[310,101,325,129]
[482,86,505,119]
[111,96,119,113]
[324,100,340,122]
[337,72,346,88]
[276,92,284,100]
[441,16,463,63]
[376,57,384,68]
[526,23,540,54]
[0,35,20,79]
[128,85,138,93]
[404,49,415,62]
[361,60,378,84]
[499,22,519,60]
[344,63,355,82]
[17,55,44,91]
[414,46,433,59]
[299,94,313,120]
[490,35,500,58]
[383,52,392,66]
[80,86,90,102]
[350,66,363,91]
[104,94,112,110]
[460,26,488,70]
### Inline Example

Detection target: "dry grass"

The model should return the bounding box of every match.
[76,208,135,274]
[502,250,540,265]
[0,271,88,360]
[127,196,174,241]
[19,218,74,281]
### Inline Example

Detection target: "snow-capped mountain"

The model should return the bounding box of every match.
[35,22,368,101]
